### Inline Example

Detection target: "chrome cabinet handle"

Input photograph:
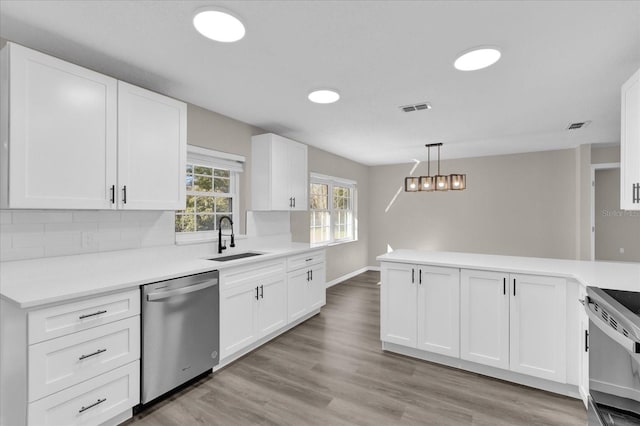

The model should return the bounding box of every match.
[146,280,217,301]
[79,348,106,360]
[79,310,107,320]
[79,398,106,413]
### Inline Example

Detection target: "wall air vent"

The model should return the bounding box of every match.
[400,102,432,113]
[567,120,591,130]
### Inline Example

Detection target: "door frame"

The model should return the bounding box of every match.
[590,162,620,260]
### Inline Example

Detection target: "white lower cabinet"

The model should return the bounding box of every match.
[381,263,460,357]
[578,286,590,407]
[460,269,510,369]
[28,360,139,426]
[287,262,326,323]
[220,271,287,359]
[460,270,567,383]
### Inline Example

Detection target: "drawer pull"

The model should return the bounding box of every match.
[79,398,107,413]
[79,348,107,360]
[79,310,107,320]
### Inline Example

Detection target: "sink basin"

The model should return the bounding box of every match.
[208,252,264,262]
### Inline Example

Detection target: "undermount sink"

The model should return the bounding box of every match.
[208,252,264,262]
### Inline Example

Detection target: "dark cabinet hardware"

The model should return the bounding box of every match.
[310,269,313,280]
[289,197,293,208]
[293,197,296,208]
[585,330,589,352]
[109,185,115,204]
[260,285,264,299]
[78,348,107,360]
[633,183,639,203]
[412,268,415,284]
[122,185,127,204]
[503,278,506,295]
[79,310,107,320]
[419,269,422,284]
[255,286,259,300]
[513,278,516,296]
[306,270,310,281]
[79,398,106,413]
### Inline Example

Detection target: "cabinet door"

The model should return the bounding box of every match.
[5,43,117,209]
[460,269,509,369]
[578,287,589,408]
[510,274,567,382]
[287,268,310,322]
[257,274,287,338]
[621,67,640,210]
[220,284,257,359]
[288,140,308,211]
[308,262,326,311]
[417,266,460,357]
[380,263,417,347]
[270,136,291,210]
[117,81,186,210]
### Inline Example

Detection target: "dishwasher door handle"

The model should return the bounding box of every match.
[147,280,218,301]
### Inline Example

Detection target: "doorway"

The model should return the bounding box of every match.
[592,164,640,262]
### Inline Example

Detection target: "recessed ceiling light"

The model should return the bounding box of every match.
[454,47,501,71]
[308,89,340,104]
[193,9,245,42]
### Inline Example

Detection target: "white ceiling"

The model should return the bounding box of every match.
[1,1,639,165]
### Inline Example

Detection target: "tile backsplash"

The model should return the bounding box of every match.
[0,210,175,261]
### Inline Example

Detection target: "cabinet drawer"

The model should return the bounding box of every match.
[220,259,286,291]
[287,250,325,271]
[28,360,139,426]
[28,316,140,402]
[28,289,140,344]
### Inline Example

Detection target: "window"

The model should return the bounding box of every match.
[175,146,244,243]
[310,173,357,246]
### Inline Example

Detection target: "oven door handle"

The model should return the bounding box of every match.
[585,298,640,354]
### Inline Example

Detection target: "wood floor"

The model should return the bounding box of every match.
[127,271,586,426]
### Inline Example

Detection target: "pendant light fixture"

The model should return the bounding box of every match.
[404,143,467,192]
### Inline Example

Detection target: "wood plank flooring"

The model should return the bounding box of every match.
[127,271,586,425]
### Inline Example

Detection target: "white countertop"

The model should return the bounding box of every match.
[377,250,640,292]
[1,238,319,309]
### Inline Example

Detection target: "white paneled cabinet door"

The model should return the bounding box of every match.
[5,42,117,209]
[220,285,257,359]
[288,140,308,210]
[578,287,589,407]
[308,263,326,311]
[257,275,287,338]
[269,137,290,210]
[287,268,309,322]
[509,274,567,382]
[117,81,186,210]
[381,263,417,347]
[460,269,509,369]
[417,266,460,357]
[621,67,640,210]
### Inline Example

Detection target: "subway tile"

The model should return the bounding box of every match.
[120,210,167,223]
[44,245,88,258]
[43,232,81,248]
[13,211,73,224]
[0,234,12,250]
[1,223,45,235]
[73,210,121,223]
[0,246,45,262]
[0,210,11,225]
[98,239,140,252]
[45,222,98,233]
[12,232,45,248]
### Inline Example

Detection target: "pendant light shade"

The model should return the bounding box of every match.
[419,176,435,191]
[403,143,467,193]
[450,174,466,190]
[405,177,419,192]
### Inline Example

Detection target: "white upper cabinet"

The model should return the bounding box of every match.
[621,67,640,210]
[0,42,186,210]
[1,42,117,209]
[251,133,308,211]
[117,81,186,210]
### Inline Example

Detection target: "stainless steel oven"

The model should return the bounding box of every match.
[585,287,640,425]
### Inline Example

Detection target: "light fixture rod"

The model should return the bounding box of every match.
[427,145,431,176]
[437,144,441,175]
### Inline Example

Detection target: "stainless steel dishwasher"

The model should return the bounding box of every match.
[140,270,219,405]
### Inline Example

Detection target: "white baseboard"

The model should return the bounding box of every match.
[326,266,380,288]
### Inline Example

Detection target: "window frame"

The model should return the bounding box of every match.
[309,172,358,247]
[175,145,244,245]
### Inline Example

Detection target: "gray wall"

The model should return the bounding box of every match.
[592,145,620,164]
[290,146,370,283]
[595,168,640,262]
[367,149,582,265]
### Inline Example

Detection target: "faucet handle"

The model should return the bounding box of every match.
[221,239,227,250]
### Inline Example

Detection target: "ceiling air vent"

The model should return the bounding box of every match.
[400,102,432,113]
[567,120,591,130]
